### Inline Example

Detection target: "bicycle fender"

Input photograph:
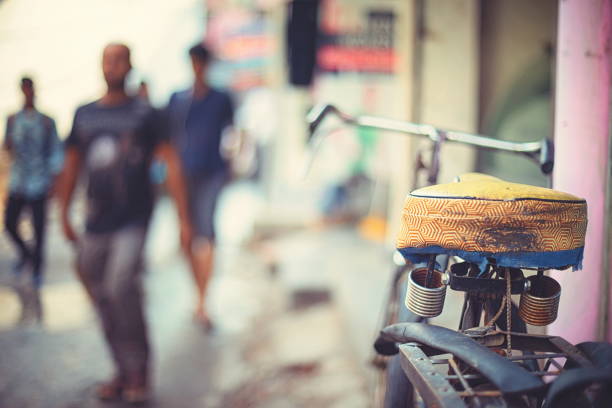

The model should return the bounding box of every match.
[379,323,544,395]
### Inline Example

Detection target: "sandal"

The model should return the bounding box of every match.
[123,386,150,405]
[95,377,124,401]
[193,309,214,332]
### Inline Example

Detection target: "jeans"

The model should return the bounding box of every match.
[4,193,47,285]
[77,225,150,382]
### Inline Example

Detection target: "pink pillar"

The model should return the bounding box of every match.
[550,0,612,343]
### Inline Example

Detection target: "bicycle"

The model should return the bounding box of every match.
[306,104,612,408]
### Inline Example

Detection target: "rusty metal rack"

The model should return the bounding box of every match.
[388,328,599,408]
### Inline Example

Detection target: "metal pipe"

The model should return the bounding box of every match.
[307,103,544,155]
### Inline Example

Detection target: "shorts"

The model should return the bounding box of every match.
[186,171,227,241]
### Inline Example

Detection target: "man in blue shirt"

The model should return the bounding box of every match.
[4,77,63,290]
[167,43,234,328]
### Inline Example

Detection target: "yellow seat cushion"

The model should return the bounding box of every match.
[396,174,587,265]
[415,173,583,202]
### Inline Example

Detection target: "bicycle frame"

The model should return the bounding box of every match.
[307,104,588,407]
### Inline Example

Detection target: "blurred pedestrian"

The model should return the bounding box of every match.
[57,43,192,403]
[3,76,63,309]
[166,43,234,329]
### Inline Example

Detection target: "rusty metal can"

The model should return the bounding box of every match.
[405,267,447,318]
[519,275,561,326]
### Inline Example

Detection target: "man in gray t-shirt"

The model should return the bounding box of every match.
[66,94,164,233]
[57,43,192,404]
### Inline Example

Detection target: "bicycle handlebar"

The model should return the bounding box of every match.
[307,103,554,175]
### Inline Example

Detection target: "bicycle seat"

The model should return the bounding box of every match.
[396,173,587,270]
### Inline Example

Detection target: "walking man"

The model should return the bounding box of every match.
[57,43,192,403]
[4,77,63,299]
[167,43,234,328]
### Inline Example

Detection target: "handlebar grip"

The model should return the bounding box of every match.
[539,139,554,175]
[306,104,350,136]
[307,104,336,135]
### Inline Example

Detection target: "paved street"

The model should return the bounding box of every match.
[0,195,224,408]
[0,182,371,408]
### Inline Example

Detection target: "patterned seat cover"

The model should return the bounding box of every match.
[396,173,587,270]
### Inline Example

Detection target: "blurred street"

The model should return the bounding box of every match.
[2,0,611,406]
[0,182,373,408]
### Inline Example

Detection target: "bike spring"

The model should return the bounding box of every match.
[405,268,447,318]
[519,275,561,326]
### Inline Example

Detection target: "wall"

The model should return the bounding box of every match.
[551,0,611,343]
[478,0,558,186]
[417,0,480,185]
